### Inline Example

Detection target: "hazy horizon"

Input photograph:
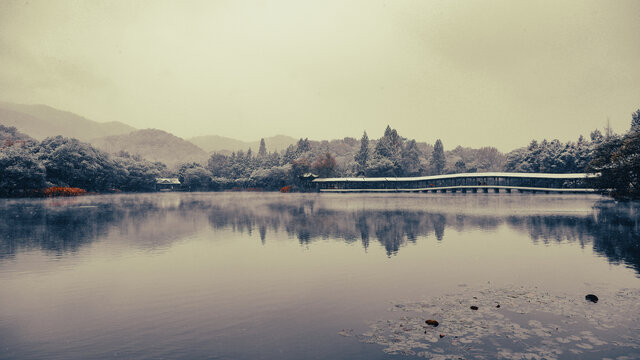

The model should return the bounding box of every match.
[1,0,639,151]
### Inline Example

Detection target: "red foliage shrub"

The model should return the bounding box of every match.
[43,187,87,197]
[280,185,292,193]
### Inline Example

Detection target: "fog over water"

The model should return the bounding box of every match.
[1,193,639,359]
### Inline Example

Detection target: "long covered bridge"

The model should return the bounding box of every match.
[312,172,599,194]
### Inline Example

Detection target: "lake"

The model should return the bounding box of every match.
[1,193,639,360]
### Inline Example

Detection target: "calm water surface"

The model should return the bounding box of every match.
[0,193,639,359]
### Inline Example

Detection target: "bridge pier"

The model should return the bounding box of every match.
[505,189,511,193]
[431,189,438,193]
[440,189,447,193]
[483,188,489,193]
[472,188,477,193]
[451,189,457,193]
[493,188,499,193]
[461,189,467,194]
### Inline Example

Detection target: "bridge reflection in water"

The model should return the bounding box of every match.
[313,172,598,194]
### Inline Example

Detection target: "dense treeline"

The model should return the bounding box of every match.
[0,133,166,196]
[503,130,604,173]
[2,108,640,198]
[588,110,640,199]
[203,137,338,190]
[204,125,506,189]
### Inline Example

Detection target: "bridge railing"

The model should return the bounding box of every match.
[311,172,598,193]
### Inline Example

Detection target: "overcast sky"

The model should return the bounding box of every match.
[1,0,639,150]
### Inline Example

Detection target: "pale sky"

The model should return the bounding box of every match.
[1,0,639,151]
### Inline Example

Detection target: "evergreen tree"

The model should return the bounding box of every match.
[258,138,267,157]
[354,131,369,175]
[589,110,640,199]
[590,129,604,143]
[282,145,297,164]
[605,118,614,139]
[454,159,466,173]
[631,109,640,132]
[369,125,403,176]
[375,126,402,160]
[430,139,445,175]
[400,139,422,176]
[265,151,281,168]
[296,138,311,154]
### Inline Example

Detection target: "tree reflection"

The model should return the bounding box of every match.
[590,203,640,274]
[0,195,638,274]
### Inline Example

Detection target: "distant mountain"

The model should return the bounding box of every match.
[188,134,298,153]
[91,129,210,168]
[188,135,248,153]
[0,102,135,140]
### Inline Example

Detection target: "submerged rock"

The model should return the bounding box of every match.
[425,320,439,327]
[585,294,599,303]
[470,306,479,310]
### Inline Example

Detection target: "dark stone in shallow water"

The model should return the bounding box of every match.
[496,304,501,308]
[585,294,599,303]
[425,320,439,327]
[470,306,479,310]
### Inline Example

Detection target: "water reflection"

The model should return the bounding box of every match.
[1,193,638,274]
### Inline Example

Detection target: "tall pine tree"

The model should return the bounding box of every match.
[631,109,640,133]
[354,131,369,175]
[258,138,267,157]
[430,139,445,175]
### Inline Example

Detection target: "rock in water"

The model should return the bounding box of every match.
[425,320,439,327]
[470,306,479,310]
[585,294,599,303]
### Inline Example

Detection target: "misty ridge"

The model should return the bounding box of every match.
[1,102,640,199]
[1,193,638,274]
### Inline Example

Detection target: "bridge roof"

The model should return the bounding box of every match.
[312,172,597,183]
